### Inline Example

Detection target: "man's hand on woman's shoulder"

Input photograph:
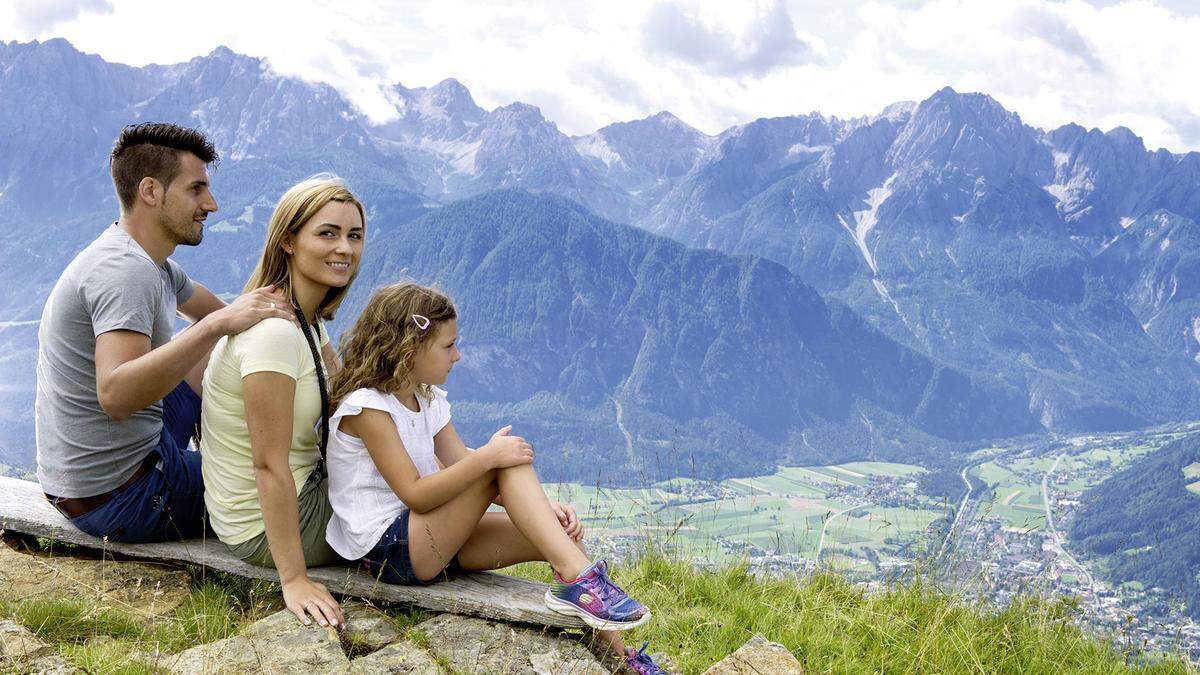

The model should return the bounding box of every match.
[202,285,296,336]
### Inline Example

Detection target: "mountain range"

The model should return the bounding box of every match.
[1,38,1198,483]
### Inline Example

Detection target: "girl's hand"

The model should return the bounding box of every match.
[281,576,344,629]
[481,425,534,469]
[553,501,583,541]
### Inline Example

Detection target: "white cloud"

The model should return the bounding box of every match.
[2,0,113,33]
[1,0,1199,151]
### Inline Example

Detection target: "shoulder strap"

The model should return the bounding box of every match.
[292,304,330,471]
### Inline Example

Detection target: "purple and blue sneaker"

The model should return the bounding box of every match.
[625,642,669,674]
[544,560,650,630]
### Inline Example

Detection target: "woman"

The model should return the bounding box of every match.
[200,175,365,629]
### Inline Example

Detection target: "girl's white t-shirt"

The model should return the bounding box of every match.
[325,386,451,560]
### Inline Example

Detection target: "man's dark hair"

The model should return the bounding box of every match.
[110,123,218,211]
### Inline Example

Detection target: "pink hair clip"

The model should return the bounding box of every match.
[411,314,430,330]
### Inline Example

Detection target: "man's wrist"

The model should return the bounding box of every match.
[196,310,226,338]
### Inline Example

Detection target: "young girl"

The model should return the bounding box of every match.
[324,282,667,674]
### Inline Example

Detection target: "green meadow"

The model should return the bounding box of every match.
[971,442,1170,530]
[547,461,945,573]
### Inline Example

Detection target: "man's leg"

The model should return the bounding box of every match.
[182,342,213,398]
[65,382,205,543]
[152,382,206,538]
[161,379,201,450]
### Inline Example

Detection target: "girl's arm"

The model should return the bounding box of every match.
[342,412,530,514]
[434,422,507,504]
[432,422,474,467]
[244,371,343,629]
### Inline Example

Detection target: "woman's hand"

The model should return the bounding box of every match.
[553,501,583,542]
[480,425,534,469]
[281,576,344,629]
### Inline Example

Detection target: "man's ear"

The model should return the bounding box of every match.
[136,177,163,207]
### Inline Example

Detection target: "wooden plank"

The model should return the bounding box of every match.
[0,476,582,628]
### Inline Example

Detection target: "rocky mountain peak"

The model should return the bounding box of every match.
[887,86,1046,184]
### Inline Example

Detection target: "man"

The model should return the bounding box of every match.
[35,122,294,542]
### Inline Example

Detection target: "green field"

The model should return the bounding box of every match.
[547,461,944,572]
[971,440,1173,530]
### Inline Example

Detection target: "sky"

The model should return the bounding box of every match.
[3,0,1199,152]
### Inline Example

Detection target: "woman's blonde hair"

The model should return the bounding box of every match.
[244,175,366,321]
[330,282,457,409]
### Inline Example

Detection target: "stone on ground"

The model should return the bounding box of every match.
[701,635,803,674]
[341,600,403,654]
[0,618,52,660]
[338,640,441,674]
[0,543,190,620]
[166,608,349,674]
[417,613,607,675]
[23,655,82,674]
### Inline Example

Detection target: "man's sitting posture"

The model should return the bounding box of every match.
[35,123,293,542]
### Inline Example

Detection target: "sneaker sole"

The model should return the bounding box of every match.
[544,591,651,630]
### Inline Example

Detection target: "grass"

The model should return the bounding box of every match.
[0,548,1193,675]
[509,554,1191,674]
[0,562,277,673]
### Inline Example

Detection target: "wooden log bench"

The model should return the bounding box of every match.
[0,475,583,629]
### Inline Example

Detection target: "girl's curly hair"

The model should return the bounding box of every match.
[330,282,457,410]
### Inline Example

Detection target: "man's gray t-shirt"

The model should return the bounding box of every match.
[36,224,195,497]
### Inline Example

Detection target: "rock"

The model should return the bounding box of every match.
[702,635,803,674]
[339,641,441,674]
[0,618,52,660]
[0,543,190,619]
[166,609,349,674]
[416,614,607,675]
[341,600,402,655]
[24,655,82,674]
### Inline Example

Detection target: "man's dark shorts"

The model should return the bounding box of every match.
[59,382,205,543]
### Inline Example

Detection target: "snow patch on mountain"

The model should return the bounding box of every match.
[844,175,896,276]
[1044,183,1069,205]
[787,143,829,157]
[418,138,484,176]
[574,135,624,168]
[1192,317,1200,363]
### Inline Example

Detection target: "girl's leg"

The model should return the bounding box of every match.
[407,464,588,581]
[455,512,586,571]
[453,512,628,657]
[405,471,498,580]
[492,463,590,579]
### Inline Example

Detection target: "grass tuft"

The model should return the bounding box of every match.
[505,553,1192,674]
[3,597,143,644]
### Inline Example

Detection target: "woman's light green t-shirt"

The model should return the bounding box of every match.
[200,317,328,545]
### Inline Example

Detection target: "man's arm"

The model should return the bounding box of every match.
[178,282,225,323]
[94,285,293,420]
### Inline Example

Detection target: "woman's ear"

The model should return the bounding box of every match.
[280,235,293,255]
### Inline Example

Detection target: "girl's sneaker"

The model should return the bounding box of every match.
[625,642,669,674]
[544,560,650,630]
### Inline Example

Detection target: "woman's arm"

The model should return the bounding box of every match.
[342,413,529,514]
[244,371,343,628]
